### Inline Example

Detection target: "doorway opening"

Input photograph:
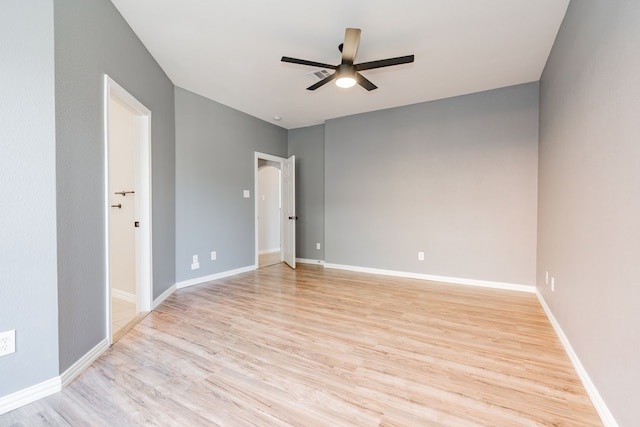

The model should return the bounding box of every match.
[254,152,296,269]
[104,75,152,344]
[258,159,282,268]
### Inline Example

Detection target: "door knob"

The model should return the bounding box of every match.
[111,203,122,209]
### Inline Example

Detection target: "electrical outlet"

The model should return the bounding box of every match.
[551,276,555,292]
[418,251,425,261]
[211,251,217,261]
[0,330,16,357]
[191,255,200,270]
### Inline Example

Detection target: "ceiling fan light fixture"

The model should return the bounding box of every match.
[335,64,356,88]
[336,76,356,88]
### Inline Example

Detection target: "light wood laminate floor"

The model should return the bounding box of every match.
[2,264,601,426]
[259,251,282,268]
[111,296,148,343]
[111,297,136,333]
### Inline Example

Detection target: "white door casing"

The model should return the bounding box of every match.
[104,75,153,343]
[254,152,295,268]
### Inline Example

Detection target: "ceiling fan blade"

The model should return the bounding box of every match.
[281,56,337,70]
[341,28,361,64]
[307,73,337,91]
[355,73,377,91]
[356,55,415,71]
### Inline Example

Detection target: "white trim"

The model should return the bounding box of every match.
[296,258,325,266]
[259,247,281,255]
[535,291,619,427]
[103,75,112,345]
[111,289,136,304]
[176,265,256,290]
[323,263,535,293]
[152,284,176,310]
[60,338,110,388]
[0,338,110,415]
[0,377,61,415]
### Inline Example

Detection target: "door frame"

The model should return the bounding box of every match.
[254,152,286,267]
[103,75,153,344]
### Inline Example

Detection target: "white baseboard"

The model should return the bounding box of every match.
[0,338,109,415]
[111,288,136,304]
[296,258,324,266]
[176,265,256,290]
[0,377,61,415]
[323,263,535,293]
[153,283,176,309]
[259,248,280,255]
[535,291,619,427]
[60,338,110,388]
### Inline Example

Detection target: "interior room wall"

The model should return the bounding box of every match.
[288,125,325,261]
[324,83,539,285]
[107,97,137,296]
[537,1,640,425]
[54,0,176,372]
[0,0,59,398]
[175,87,287,281]
[258,161,281,254]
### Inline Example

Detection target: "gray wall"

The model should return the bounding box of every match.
[175,87,287,281]
[325,83,539,285]
[538,1,640,425]
[0,1,59,397]
[288,125,325,261]
[54,0,176,372]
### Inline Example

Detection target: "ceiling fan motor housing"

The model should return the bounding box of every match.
[337,63,356,78]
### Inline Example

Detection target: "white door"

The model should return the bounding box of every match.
[282,155,296,268]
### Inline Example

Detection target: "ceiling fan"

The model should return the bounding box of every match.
[281,28,415,91]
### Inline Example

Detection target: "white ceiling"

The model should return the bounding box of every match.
[109,0,570,130]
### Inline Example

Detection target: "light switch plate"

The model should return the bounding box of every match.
[243,190,250,198]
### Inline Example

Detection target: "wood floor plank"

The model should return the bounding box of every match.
[1,264,602,426]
